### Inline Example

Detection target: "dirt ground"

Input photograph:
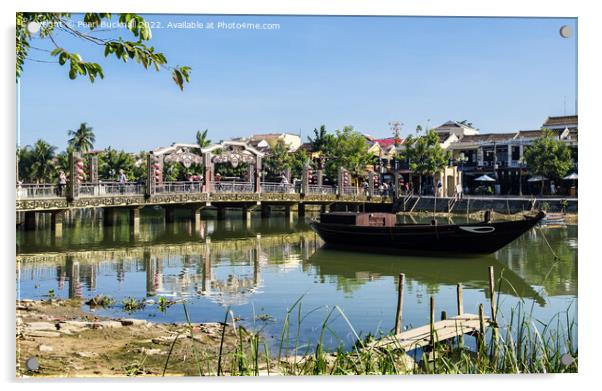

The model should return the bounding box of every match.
[16,299,244,377]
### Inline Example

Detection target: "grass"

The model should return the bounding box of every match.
[154,296,577,376]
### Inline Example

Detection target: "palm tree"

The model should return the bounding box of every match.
[68,122,96,152]
[196,129,211,148]
[308,125,328,152]
[29,139,57,182]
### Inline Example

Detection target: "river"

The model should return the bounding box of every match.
[16,209,577,351]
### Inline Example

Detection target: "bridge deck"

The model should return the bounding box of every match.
[367,313,488,351]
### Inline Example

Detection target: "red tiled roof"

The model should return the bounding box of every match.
[372,137,402,147]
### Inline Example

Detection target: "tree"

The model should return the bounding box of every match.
[323,126,372,186]
[68,122,96,152]
[290,149,310,179]
[27,140,57,182]
[16,13,191,90]
[308,125,328,152]
[264,139,291,179]
[195,129,211,148]
[401,129,450,195]
[523,129,573,194]
[98,147,136,180]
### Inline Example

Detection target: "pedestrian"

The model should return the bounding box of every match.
[379,183,385,196]
[119,169,127,193]
[57,171,67,196]
[280,173,289,192]
[215,173,222,191]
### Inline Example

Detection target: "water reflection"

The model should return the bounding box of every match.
[16,213,576,346]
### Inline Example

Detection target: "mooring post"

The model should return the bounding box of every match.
[478,303,485,350]
[430,296,435,346]
[440,310,447,320]
[394,273,405,334]
[457,283,464,347]
[456,283,464,315]
[488,266,497,325]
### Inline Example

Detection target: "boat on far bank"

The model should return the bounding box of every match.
[310,210,545,255]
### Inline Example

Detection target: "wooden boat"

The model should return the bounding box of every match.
[539,212,566,226]
[310,211,545,254]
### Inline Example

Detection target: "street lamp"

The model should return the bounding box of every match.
[518,157,525,196]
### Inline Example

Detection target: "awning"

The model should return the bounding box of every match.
[563,172,578,180]
[527,175,548,182]
[475,174,496,182]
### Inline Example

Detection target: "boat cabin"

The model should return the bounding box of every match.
[319,212,397,227]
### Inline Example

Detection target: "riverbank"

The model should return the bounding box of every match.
[16,299,242,377]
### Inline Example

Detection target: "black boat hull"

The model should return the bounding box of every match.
[310,212,545,254]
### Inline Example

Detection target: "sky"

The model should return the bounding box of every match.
[18,14,577,151]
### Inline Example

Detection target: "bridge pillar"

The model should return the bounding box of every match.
[165,206,176,224]
[103,208,117,227]
[50,210,64,238]
[284,205,294,223]
[320,204,330,214]
[191,206,203,227]
[216,207,226,220]
[298,203,306,217]
[129,207,141,238]
[24,211,36,231]
[261,205,271,219]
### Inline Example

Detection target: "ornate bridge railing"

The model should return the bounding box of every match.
[79,182,144,197]
[16,184,61,199]
[215,181,254,193]
[306,185,336,195]
[260,181,296,194]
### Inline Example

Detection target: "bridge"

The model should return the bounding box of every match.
[16,180,393,236]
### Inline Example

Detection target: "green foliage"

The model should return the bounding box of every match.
[322,126,371,183]
[307,125,329,152]
[264,139,292,178]
[290,149,310,179]
[16,13,191,90]
[18,139,57,182]
[523,129,574,181]
[163,160,183,181]
[401,129,450,193]
[195,129,212,148]
[67,123,95,152]
[122,297,146,312]
[98,147,136,180]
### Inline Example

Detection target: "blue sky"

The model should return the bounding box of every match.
[18,14,577,151]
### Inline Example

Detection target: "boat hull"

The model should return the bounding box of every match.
[310,212,544,255]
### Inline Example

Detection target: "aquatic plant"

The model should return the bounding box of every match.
[122,297,145,312]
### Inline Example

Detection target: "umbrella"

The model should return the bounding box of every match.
[563,172,578,180]
[528,175,548,182]
[475,174,496,182]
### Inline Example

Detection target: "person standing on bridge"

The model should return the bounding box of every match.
[57,171,67,196]
[119,169,127,194]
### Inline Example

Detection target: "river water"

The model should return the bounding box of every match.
[16,209,577,351]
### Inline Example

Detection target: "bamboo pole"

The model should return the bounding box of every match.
[394,273,405,334]
[430,296,435,345]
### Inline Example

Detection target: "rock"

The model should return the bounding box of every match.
[25,322,57,331]
[120,318,149,327]
[76,351,98,358]
[96,321,123,329]
[38,344,54,352]
[25,330,61,338]
[152,336,177,345]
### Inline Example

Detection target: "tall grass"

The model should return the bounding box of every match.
[164,297,576,376]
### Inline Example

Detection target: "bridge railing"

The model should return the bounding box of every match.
[306,185,336,195]
[16,183,61,199]
[156,181,203,194]
[260,181,297,194]
[215,181,254,193]
[342,186,360,196]
[79,182,144,197]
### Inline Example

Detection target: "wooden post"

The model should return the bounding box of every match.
[430,296,435,346]
[478,303,485,350]
[394,273,405,334]
[456,283,464,315]
[457,283,464,347]
[488,266,497,324]
[440,310,447,320]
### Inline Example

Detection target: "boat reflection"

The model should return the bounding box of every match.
[307,248,547,306]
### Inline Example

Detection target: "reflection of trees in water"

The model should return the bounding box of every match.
[494,226,577,297]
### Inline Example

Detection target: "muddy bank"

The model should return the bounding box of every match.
[16,299,245,377]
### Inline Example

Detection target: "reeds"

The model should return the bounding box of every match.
[164,297,577,376]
